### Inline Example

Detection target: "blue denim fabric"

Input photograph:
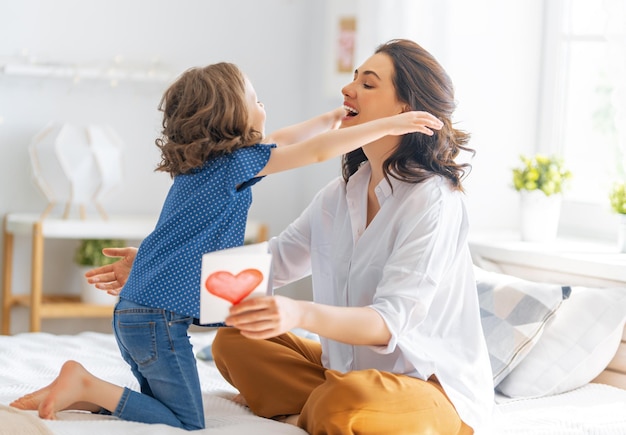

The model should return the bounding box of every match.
[111,298,204,430]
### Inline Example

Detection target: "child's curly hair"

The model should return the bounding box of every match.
[155,62,263,176]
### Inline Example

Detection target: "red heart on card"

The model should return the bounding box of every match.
[204,269,264,304]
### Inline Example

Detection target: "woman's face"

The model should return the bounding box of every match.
[341,52,406,128]
[244,76,266,136]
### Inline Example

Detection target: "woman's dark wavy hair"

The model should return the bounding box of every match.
[155,62,263,176]
[341,39,475,191]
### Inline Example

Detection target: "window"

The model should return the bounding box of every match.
[539,0,625,206]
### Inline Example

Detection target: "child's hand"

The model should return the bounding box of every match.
[85,247,137,295]
[388,111,444,136]
[329,106,345,130]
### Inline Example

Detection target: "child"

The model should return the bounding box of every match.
[11,62,443,429]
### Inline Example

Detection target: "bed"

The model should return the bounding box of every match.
[0,329,306,435]
[1,266,626,434]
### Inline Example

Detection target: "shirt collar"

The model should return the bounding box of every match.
[351,162,395,207]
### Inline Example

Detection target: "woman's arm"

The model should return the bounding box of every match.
[257,110,442,177]
[224,295,391,346]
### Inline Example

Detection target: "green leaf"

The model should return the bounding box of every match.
[74,239,127,266]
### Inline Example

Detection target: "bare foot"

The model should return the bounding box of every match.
[283,414,300,426]
[274,414,300,425]
[11,388,50,411]
[11,360,102,419]
[232,393,248,407]
[231,393,300,426]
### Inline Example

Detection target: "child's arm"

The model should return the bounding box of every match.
[264,107,344,147]
[257,110,443,177]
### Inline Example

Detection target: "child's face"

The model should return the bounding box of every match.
[244,77,266,137]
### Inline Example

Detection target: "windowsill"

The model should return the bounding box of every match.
[468,230,626,285]
[558,199,621,241]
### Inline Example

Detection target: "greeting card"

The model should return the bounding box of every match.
[199,241,272,325]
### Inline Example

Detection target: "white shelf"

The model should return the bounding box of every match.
[5,212,266,243]
[2,212,269,334]
[1,62,174,83]
[5,213,157,240]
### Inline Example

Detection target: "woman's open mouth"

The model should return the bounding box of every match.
[343,104,359,117]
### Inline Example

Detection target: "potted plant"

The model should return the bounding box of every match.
[511,154,572,242]
[512,154,572,196]
[609,181,626,253]
[74,239,126,304]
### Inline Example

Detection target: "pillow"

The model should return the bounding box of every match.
[496,286,626,398]
[474,266,570,386]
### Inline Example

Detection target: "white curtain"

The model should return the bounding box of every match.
[605,0,626,177]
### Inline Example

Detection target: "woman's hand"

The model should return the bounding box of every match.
[224,295,303,340]
[84,247,138,296]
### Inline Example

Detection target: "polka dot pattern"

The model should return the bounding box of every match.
[121,144,274,318]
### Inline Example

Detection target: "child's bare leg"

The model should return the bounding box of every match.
[10,360,124,420]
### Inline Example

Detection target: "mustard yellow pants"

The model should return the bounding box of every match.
[212,328,473,435]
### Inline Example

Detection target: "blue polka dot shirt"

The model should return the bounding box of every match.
[120,143,275,319]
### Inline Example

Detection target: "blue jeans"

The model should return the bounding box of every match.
[111,298,204,430]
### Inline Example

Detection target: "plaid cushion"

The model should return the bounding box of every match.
[496,286,626,398]
[475,266,571,386]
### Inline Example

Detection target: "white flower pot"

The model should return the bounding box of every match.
[519,190,562,242]
[79,266,118,305]
[618,214,626,253]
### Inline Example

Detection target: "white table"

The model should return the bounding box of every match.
[2,213,157,334]
[2,213,269,334]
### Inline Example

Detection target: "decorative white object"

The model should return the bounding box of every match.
[29,122,123,219]
[519,190,562,242]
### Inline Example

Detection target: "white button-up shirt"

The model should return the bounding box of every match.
[269,162,494,432]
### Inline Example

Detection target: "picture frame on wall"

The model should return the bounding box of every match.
[324,1,358,98]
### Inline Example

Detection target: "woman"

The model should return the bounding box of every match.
[213,39,493,434]
[81,39,494,434]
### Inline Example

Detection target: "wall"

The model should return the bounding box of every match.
[349,0,545,233]
[0,0,326,231]
[0,0,544,334]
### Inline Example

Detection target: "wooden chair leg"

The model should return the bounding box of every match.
[30,221,44,332]
[2,216,14,335]
[258,223,269,242]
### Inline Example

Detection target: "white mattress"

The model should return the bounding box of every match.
[493,384,626,434]
[1,331,626,435]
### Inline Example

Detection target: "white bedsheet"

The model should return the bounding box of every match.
[1,331,626,435]
[0,331,305,435]
[493,384,626,434]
